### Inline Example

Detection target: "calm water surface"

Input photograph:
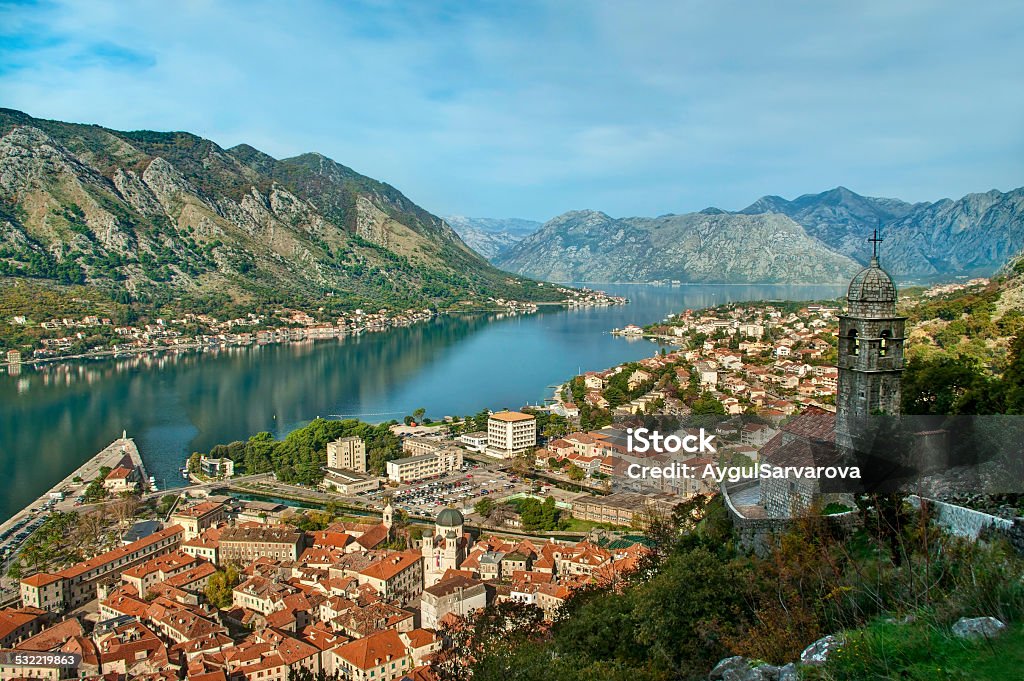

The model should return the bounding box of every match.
[0,283,842,521]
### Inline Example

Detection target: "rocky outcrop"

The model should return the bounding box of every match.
[799,633,845,666]
[708,657,781,681]
[496,209,860,283]
[709,656,749,680]
[707,632,847,680]
[776,663,798,681]
[951,616,1006,640]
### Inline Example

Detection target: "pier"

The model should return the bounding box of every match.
[0,435,151,603]
[0,435,149,536]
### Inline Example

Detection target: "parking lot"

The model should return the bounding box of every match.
[360,463,535,517]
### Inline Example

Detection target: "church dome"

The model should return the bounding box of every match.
[847,257,897,307]
[436,508,464,527]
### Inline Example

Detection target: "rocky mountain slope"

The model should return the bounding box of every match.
[499,185,1024,283]
[444,216,540,260]
[496,210,861,283]
[740,186,1024,276]
[0,109,560,311]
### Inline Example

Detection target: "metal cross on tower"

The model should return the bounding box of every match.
[868,229,883,258]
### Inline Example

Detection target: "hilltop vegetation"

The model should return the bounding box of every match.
[898,262,1024,415]
[438,495,1024,681]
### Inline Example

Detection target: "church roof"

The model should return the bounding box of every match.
[848,257,897,307]
[436,508,464,527]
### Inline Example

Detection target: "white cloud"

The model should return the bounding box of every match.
[1,0,1021,220]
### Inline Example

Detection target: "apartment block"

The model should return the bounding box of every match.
[486,411,537,459]
[327,436,367,473]
[218,525,304,563]
[21,525,184,612]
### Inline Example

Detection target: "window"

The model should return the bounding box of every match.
[848,328,859,355]
[879,330,891,357]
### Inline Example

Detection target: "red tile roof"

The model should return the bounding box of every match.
[333,629,408,670]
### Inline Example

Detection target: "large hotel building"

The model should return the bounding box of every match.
[486,411,537,459]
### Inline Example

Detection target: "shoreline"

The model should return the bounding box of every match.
[4,296,628,374]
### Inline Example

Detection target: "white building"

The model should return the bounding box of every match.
[458,431,489,452]
[420,574,487,629]
[694,362,718,388]
[386,447,463,483]
[199,456,234,479]
[486,411,537,459]
[322,468,380,495]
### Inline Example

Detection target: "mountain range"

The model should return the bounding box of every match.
[496,210,861,283]
[496,186,1024,283]
[3,109,1020,296]
[738,186,1024,276]
[443,216,540,260]
[0,109,559,312]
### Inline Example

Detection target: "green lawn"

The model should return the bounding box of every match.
[559,517,630,532]
[812,619,1024,680]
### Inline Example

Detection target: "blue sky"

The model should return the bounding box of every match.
[1,0,1022,221]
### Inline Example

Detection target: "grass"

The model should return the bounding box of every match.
[810,619,1024,680]
[560,517,630,532]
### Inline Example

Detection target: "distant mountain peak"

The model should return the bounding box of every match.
[444,216,542,261]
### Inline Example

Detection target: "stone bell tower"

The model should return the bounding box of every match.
[835,230,905,454]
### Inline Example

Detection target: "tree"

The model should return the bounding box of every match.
[542,414,570,438]
[996,334,1024,414]
[900,355,991,415]
[691,392,726,415]
[157,494,178,516]
[567,464,585,481]
[109,495,140,537]
[519,496,562,531]
[435,599,546,681]
[474,498,496,518]
[631,547,749,671]
[473,409,491,432]
[205,564,240,608]
[73,510,106,549]
[604,386,627,407]
[511,454,532,477]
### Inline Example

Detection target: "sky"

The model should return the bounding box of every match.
[1,0,1022,221]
